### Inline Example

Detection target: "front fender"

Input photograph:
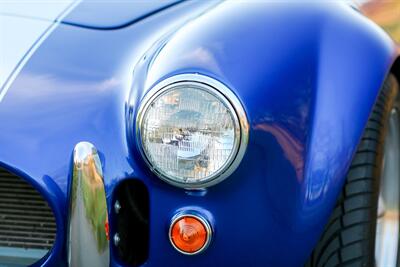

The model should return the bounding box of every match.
[130,1,397,265]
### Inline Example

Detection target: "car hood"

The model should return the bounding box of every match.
[0,1,75,95]
[0,0,183,29]
[61,0,184,29]
[0,0,186,99]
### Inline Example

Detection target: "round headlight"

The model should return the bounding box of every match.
[136,74,248,188]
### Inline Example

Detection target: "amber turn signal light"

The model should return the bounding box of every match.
[169,213,212,255]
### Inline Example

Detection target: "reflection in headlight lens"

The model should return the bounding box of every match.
[139,82,240,187]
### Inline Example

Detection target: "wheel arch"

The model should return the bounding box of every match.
[391,56,400,85]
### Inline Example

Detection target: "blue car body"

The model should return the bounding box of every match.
[0,1,399,266]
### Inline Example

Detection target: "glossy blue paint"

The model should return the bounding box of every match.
[62,0,183,29]
[0,1,218,267]
[0,1,397,267]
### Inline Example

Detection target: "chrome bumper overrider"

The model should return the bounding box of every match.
[67,142,109,267]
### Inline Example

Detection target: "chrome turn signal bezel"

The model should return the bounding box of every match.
[168,211,213,255]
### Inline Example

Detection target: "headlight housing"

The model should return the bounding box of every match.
[136,74,248,188]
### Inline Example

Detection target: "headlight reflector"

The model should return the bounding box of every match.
[137,75,248,188]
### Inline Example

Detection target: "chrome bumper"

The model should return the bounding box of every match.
[67,142,110,267]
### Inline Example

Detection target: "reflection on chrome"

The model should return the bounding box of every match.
[67,142,109,267]
[136,74,249,189]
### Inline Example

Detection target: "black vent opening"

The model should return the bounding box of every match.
[0,167,57,265]
[114,179,149,266]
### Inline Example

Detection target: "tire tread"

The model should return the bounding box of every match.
[307,75,398,267]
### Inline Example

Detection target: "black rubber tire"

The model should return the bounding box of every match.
[306,74,399,267]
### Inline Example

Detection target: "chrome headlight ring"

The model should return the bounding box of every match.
[136,74,249,189]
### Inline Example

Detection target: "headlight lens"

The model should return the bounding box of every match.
[137,75,248,188]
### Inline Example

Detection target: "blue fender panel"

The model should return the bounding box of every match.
[0,1,397,267]
[129,1,397,266]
